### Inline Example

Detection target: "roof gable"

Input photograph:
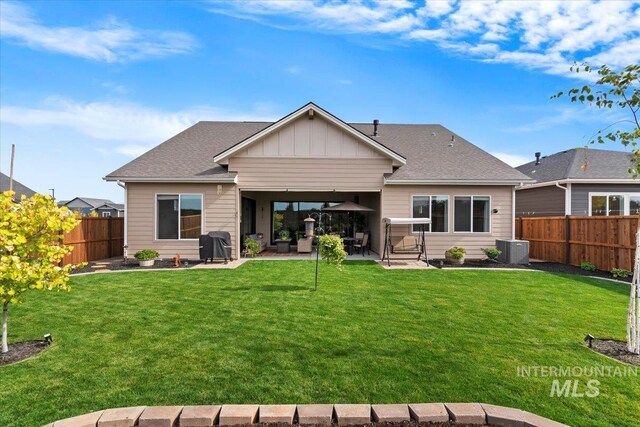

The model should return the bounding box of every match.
[213,102,406,166]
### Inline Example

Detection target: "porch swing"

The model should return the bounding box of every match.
[381,217,431,266]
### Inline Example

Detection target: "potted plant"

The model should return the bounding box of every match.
[276,230,291,253]
[134,249,159,267]
[278,230,290,241]
[445,246,466,265]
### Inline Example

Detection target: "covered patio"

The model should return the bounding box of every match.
[240,190,382,255]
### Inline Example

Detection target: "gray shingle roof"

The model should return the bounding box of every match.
[64,197,118,209]
[516,148,636,182]
[0,172,36,199]
[106,120,530,183]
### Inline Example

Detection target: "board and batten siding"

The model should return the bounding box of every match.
[126,183,238,259]
[234,115,386,160]
[381,185,514,258]
[515,185,566,217]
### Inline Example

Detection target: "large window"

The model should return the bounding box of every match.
[157,194,202,240]
[454,196,490,233]
[412,196,448,232]
[590,193,640,216]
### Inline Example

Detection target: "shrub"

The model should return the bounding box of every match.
[482,247,502,260]
[446,247,466,260]
[244,237,260,258]
[580,261,596,271]
[611,268,632,279]
[134,249,159,260]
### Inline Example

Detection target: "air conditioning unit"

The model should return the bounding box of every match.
[495,239,529,264]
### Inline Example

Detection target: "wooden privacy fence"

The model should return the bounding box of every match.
[516,215,638,271]
[62,217,124,265]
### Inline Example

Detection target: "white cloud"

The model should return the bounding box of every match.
[0,97,279,156]
[210,1,640,77]
[0,1,197,62]
[491,152,531,167]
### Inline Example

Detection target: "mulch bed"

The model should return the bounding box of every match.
[71,258,202,274]
[589,339,640,366]
[428,259,632,283]
[0,340,50,366]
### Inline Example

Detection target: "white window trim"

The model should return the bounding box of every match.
[453,195,492,234]
[411,195,449,233]
[101,211,111,218]
[155,193,204,241]
[588,192,640,216]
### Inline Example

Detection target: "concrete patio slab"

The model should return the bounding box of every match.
[481,404,526,427]
[53,411,104,427]
[218,405,259,425]
[378,260,433,269]
[522,412,569,427]
[371,404,410,422]
[179,406,221,427]
[445,403,486,424]
[259,405,296,424]
[138,406,183,427]
[333,404,371,426]
[296,404,334,424]
[97,406,146,427]
[192,259,248,269]
[408,403,449,423]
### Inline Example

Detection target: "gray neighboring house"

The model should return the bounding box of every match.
[0,172,36,199]
[60,197,124,217]
[515,148,640,217]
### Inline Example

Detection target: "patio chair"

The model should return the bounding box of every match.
[353,232,369,255]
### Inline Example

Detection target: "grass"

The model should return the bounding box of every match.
[1,261,639,426]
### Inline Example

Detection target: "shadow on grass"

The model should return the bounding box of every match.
[219,284,309,292]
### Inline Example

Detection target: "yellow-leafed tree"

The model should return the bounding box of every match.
[0,191,82,353]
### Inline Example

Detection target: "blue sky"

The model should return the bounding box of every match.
[1,0,638,202]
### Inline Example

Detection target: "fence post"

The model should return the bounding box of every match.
[565,215,571,265]
[108,217,113,258]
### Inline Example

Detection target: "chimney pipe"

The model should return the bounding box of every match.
[535,152,541,166]
[373,119,379,137]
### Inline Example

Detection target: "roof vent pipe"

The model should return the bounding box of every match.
[535,152,541,165]
[373,119,379,137]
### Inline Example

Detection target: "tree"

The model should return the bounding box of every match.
[553,63,640,354]
[0,191,81,353]
[552,63,640,177]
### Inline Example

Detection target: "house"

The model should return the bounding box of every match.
[59,197,124,217]
[0,172,36,199]
[515,148,640,217]
[105,102,533,260]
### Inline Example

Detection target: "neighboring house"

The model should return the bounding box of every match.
[0,172,36,199]
[515,148,640,217]
[105,102,533,260]
[60,197,124,217]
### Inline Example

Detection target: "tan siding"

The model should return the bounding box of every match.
[234,115,385,160]
[381,185,514,258]
[230,157,392,191]
[126,183,238,259]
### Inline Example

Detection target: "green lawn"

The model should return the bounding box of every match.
[1,261,638,426]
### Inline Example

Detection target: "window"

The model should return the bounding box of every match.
[589,193,640,216]
[412,196,448,232]
[101,211,111,218]
[156,194,202,240]
[454,196,490,233]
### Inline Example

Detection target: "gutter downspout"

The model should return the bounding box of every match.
[116,181,127,259]
[555,182,571,215]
